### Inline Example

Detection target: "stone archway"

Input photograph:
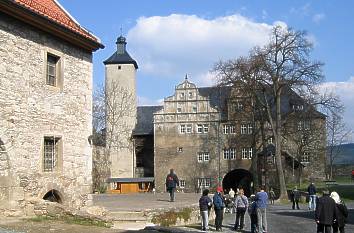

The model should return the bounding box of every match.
[222,169,253,197]
[43,189,63,204]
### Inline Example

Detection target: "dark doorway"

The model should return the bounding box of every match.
[43,189,63,203]
[222,169,253,197]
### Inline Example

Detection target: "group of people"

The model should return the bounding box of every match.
[199,186,269,232]
[166,170,349,233]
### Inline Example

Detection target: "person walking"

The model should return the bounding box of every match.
[291,186,301,210]
[165,169,179,202]
[213,187,225,231]
[315,189,337,233]
[308,182,317,210]
[256,186,268,233]
[269,188,275,205]
[330,191,348,233]
[199,189,212,232]
[233,188,248,231]
[248,194,258,233]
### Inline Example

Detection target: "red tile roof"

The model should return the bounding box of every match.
[13,0,99,43]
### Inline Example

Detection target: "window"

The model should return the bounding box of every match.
[197,152,210,162]
[267,137,273,145]
[43,137,61,172]
[248,148,253,159]
[46,54,59,86]
[180,124,186,134]
[198,178,211,188]
[230,148,236,159]
[186,124,193,133]
[203,124,209,133]
[223,149,229,160]
[223,148,236,160]
[234,101,244,111]
[298,120,311,131]
[180,92,185,99]
[180,180,186,188]
[267,153,275,164]
[197,124,203,133]
[188,92,193,98]
[177,107,182,113]
[303,120,310,130]
[192,103,197,113]
[241,125,247,134]
[302,152,310,163]
[177,147,183,153]
[118,65,121,70]
[242,147,253,159]
[223,125,235,134]
[247,124,253,134]
[241,148,248,159]
[223,125,230,134]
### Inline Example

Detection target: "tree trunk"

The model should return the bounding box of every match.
[275,92,288,200]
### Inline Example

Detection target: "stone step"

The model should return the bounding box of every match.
[112,220,154,230]
[109,211,148,221]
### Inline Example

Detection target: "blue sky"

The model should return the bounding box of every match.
[59,0,354,139]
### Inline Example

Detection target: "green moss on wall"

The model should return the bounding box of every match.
[151,208,193,227]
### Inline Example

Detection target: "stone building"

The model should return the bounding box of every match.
[153,78,326,195]
[0,0,103,215]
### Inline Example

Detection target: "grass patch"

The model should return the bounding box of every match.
[151,208,193,227]
[28,215,112,228]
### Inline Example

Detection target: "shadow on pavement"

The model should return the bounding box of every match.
[272,208,354,225]
[273,209,315,220]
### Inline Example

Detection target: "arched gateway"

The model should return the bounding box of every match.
[222,169,253,197]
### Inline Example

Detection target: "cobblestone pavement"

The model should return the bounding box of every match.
[0,202,352,233]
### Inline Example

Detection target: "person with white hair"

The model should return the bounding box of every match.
[330,191,348,233]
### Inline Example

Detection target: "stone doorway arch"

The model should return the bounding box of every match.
[43,189,63,204]
[222,169,253,197]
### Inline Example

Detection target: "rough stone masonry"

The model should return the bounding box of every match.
[0,13,94,216]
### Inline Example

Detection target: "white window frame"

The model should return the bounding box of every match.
[203,124,209,133]
[198,178,211,188]
[180,124,186,134]
[186,124,193,133]
[230,125,236,134]
[241,125,247,134]
[230,148,236,160]
[247,124,253,134]
[241,148,248,160]
[197,153,204,162]
[177,147,183,153]
[248,148,253,159]
[223,149,230,160]
[197,124,203,133]
[223,125,230,134]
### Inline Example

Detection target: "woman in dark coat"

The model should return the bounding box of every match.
[331,191,348,233]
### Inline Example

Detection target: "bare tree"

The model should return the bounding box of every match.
[91,83,135,192]
[327,111,352,180]
[214,26,325,199]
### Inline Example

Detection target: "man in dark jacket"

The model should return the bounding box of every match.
[199,189,212,231]
[291,186,301,210]
[308,182,317,210]
[165,169,179,202]
[315,189,337,233]
[213,187,225,231]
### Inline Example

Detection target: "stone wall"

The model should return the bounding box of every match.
[0,14,93,215]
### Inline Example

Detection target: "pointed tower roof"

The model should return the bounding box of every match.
[103,36,138,69]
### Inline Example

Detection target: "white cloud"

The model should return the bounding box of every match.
[312,13,325,23]
[127,14,286,86]
[320,77,354,141]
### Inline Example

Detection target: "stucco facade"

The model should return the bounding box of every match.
[153,79,326,195]
[0,1,102,215]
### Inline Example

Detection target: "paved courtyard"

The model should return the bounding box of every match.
[0,193,352,233]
